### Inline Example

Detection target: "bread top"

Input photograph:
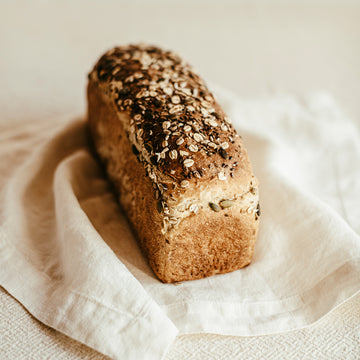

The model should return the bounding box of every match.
[88,44,256,207]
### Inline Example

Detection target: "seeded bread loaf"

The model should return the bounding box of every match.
[87,44,260,283]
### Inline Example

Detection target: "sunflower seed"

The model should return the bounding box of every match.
[219,148,229,159]
[131,145,140,155]
[157,201,163,213]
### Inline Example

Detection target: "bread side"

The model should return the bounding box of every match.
[87,44,260,282]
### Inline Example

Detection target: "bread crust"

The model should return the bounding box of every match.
[87,44,260,282]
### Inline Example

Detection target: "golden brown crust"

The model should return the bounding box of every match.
[87,44,260,282]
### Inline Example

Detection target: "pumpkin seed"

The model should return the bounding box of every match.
[256,203,261,216]
[219,200,234,209]
[209,202,220,212]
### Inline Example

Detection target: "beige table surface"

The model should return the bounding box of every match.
[1,1,359,359]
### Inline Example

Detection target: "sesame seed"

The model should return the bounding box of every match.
[218,172,227,180]
[170,170,176,174]
[180,180,190,188]
[176,137,184,145]
[179,150,189,156]
[221,142,229,149]
[171,95,181,104]
[224,116,232,124]
[183,125,191,132]
[208,142,217,149]
[162,140,168,147]
[134,114,142,121]
[189,204,198,213]
[189,144,198,152]
[193,133,203,142]
[183,158,194,167]
[186,105,195,112]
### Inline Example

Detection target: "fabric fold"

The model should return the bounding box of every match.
[0,120,178,360]
[0,91,359,359]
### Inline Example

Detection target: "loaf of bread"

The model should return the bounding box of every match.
[87,44,260,283]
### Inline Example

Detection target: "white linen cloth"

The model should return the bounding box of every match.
[0,89,359,360]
